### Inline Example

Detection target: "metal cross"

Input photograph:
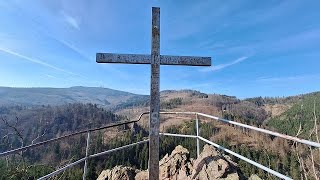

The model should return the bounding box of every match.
[96,7,211,180]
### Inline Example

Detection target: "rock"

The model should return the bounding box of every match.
[191,145,239,180]
[135,170,148,180]
[97,165,137,180]
[248,174,262,180]
[97,145,243,180]
[159,145,193,179]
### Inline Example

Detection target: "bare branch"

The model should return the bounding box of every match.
[308,100,319,180]
[312,100,320,156]
[292,122,308,179]
[1,117,24,146]
[309,146,319,180]
[31,129,46,145]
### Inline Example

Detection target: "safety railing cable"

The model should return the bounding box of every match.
[1,111,319,180]
[0,112,149,157]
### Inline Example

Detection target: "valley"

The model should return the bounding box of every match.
[0,87,319,179]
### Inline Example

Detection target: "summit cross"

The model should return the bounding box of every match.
[96,7,211,180]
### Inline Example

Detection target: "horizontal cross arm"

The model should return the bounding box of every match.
[96,53,150,64]
[160,55,211,66]
[96,53,211,66]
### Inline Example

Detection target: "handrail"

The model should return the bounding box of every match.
[160,133,292,180]
[196,112,320,148]
[38,139,149,180]
[0,112,149,157]
[159,111,320,148]
[4,110,317,157]
[197,136,292,180]
[1,111,319,180]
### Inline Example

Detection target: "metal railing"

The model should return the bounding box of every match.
[0,112,149,180]
[1,111,319,180]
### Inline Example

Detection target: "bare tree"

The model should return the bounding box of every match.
[1,116,27,173]
[308,101,319,180]
[292,123,309,180]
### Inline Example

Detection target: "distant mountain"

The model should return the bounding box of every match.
[0,86,148,109]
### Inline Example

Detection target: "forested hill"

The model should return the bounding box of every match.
[267,92,320,138]
[0,86,148,108]
[0,103,125,152]
[0,89,319,179]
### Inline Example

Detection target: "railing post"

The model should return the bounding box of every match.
[196,113,200,158]
[82,131,91,180]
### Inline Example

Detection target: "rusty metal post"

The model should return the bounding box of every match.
[196,113,200,158]
[82,131,90,180]
[149,7,160,180]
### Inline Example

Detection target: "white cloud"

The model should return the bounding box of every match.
[61,11,80,30]
[201,56,249,72]
[257,74,320,82]
[45,74,57,79]
[0,47,78,76]
[57,39,91,61]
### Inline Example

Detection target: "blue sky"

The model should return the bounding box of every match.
[0,0,320,98]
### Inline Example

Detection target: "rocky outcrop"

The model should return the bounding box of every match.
[97,145,244,180]
[248,174,262,180]
[97,166,137,180]
[158,145,193,179]
[191,145,240,180]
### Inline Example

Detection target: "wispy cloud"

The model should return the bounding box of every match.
[0,47,78,76]
[201,56,249,72]
[61,11,80,30]
[44,74,57,79]
[57,39,91,61]
[257,74,320,82]
[211,28,320,57]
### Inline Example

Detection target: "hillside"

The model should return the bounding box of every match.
[267,92,320,138]
[0,103,125,152]
[0,86,148,109]
[0,87,319,179]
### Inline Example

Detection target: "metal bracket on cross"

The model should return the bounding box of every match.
[96,7,211,180]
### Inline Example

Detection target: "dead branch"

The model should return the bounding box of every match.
[309,101,319,180]
[313,100,320,156]
[293,122,308,179]
[1,117,24,147]
[1,116,27,172]
[31,128,46,145]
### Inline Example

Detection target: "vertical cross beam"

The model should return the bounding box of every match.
[96,7,211,179]
[149,7,160,180]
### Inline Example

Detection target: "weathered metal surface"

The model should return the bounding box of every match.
[97,53,211,66]
[149,7,160,180]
